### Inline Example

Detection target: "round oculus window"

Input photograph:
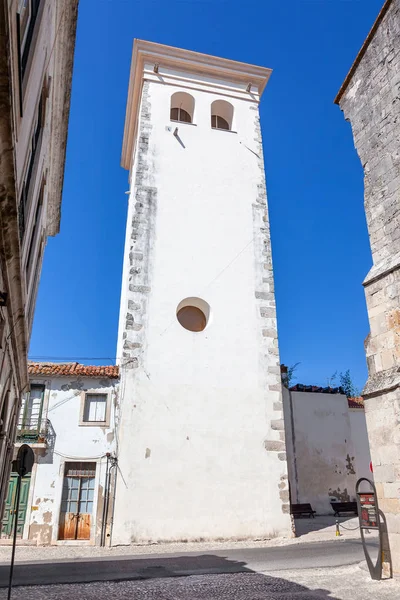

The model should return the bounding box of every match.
[176,298,210,332]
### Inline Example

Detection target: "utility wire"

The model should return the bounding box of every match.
[30,234,257,361]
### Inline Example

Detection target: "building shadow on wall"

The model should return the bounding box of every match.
[0,553,340,599]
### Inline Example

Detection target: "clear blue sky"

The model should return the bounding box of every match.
[30,0,384,391]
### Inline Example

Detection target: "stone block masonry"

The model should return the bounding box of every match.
[121,81,157,372]
[336,0,400,577]
[251,104,292,522]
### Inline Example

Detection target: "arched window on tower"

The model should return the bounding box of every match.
[211,100,234,131]
[170,92,195,124]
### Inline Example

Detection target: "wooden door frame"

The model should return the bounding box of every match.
[1,468,32,539]
[52,457,101,546]
[11,445,38,540]
[23,460,37,539]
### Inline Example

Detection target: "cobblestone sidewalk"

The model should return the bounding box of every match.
[0,566,398,600]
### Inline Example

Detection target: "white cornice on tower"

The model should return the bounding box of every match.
[121,40,272,171]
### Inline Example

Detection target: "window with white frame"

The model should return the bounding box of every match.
[18,0,42,79]
[170,91,195,124]
[0,312,4,349]
[82,393,107,424]
[210,99,234,131]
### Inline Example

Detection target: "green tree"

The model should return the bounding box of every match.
[327,369,359,397]
[339,369,359,398]
[282,362,300,388]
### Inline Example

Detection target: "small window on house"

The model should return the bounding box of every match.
[170,92,194,124]
[25,184,43,288]
[83,394,107,423]
[17,0,42,80]
[19,91,45,241]
[211,100,234,131]
[18,1,31,49]
[26,239,43,334]
[20,384,44,431]
[0,392,10,434]
[0,313,5,349]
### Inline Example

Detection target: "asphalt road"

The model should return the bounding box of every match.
[0,538,378,588]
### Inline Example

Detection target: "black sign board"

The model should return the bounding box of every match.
[16,444,34,476]
[357,491,378,530]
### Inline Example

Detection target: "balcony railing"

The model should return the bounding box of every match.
[16,416,50,444]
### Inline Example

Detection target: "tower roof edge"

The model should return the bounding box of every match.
[121,40,272,171]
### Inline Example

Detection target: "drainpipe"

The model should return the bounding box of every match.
[107,458,118,547]
[100,453,110,547]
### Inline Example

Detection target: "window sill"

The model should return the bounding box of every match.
[211,128,237,134]
[79,421,109,428]
[170,120,197,126]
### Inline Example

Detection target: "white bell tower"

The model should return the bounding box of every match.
[113,40,292,544]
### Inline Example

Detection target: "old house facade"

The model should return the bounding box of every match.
[0,0,79,518]
[1,362,119,545]
[335,0,400,576]
[113,40,292,544]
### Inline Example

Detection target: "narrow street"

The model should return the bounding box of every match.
[1,538,399,599]
[0,542,396,600]
[0,539,378,587]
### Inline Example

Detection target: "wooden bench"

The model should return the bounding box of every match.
[290,503,316,518]
[330,501,358,516]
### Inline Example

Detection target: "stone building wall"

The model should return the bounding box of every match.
[336,0,400,576]
[0,0,78,520]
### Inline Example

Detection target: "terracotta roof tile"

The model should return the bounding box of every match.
[289,385,365,409]
[348,396,364,409]
[289,384,344,395]
[28,362,119,379]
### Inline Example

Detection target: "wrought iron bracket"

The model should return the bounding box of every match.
[356,477,383,580]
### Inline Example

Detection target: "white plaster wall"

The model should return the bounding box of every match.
[28,376,117,545]
[284,391,358,514]
[114,67,291,544]
[349,409,372,482]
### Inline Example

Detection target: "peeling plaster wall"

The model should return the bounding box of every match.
[27,376,118,545]
[283,390,371,514]
[337,0,400,576]
[113,58,292,544]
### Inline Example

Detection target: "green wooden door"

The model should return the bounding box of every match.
[1,467,31,538]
